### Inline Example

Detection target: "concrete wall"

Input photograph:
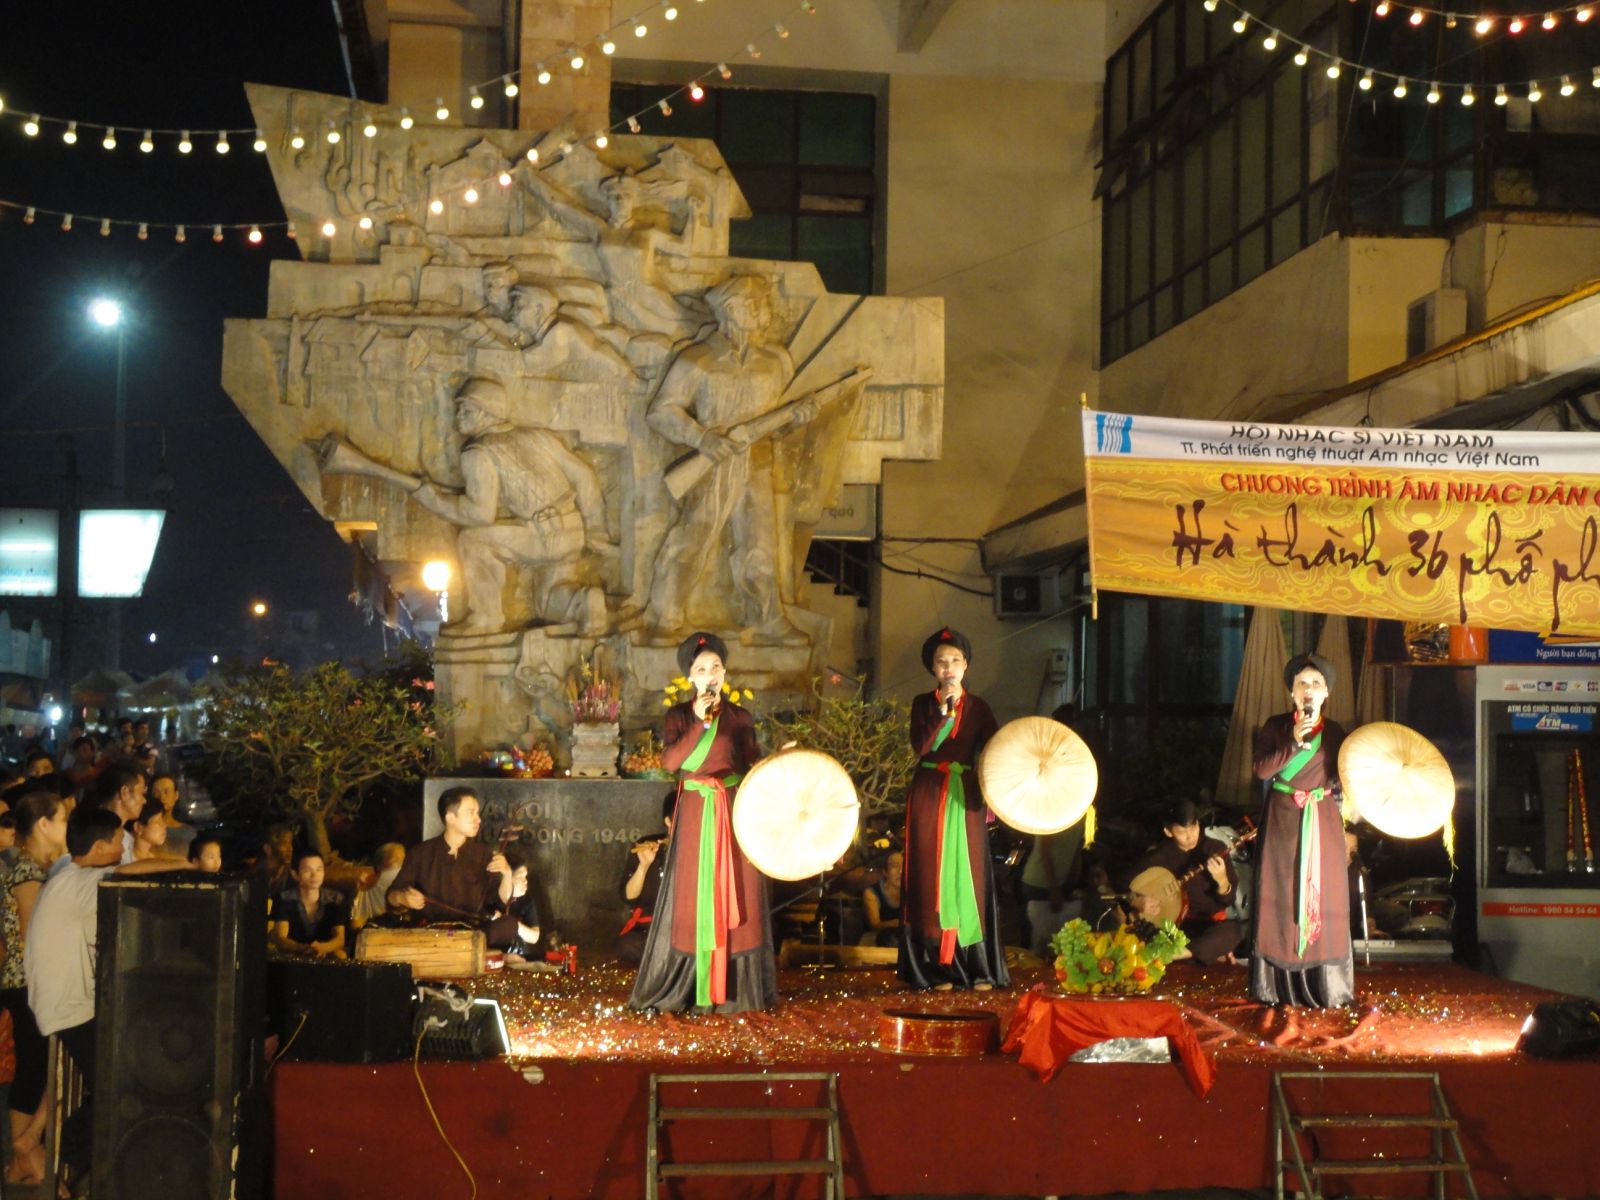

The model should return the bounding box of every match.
[1450,219,1600,329]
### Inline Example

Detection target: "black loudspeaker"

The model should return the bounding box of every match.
[266,957,415,1063]
[94,876,266,1200]
[414,983,510,1060]
[1517,999,1600,1058]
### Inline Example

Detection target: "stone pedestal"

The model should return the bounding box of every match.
[424,776,672,952]
[569,722,619,777]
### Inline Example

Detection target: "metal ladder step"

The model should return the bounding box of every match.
[660,1105,836,1121]
[660,1160,838,1177]
[1310,1159,1473,1175]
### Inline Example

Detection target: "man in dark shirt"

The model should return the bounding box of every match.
[1130,799,1244,965]
[387,787,528,948]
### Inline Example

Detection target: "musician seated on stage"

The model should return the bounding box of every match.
[385,787,533,949]
[1126,799,1244,965]
[617,792,675,966]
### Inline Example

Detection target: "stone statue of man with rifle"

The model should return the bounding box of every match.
[644,273,868,643]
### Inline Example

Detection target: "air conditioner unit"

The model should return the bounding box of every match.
[1406,288,1468,357]
[992,569,1061,619]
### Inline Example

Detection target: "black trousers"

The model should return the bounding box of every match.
[56,1019,96,1180]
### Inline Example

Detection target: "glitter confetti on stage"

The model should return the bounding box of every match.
[467,958,1544,1064]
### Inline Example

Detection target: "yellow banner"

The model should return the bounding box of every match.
[1085,443,1600,636]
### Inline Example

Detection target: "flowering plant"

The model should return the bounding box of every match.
[568,653,622,724]
[661,675,754,709]
[1049,918,1189,995]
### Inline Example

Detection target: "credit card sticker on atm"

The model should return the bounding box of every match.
[1506,703,1596,732]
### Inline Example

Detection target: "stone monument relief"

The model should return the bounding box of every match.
[221,83,943,761]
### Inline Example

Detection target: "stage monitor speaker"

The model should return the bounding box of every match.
[266,957,415,1063]
[94,875,266,1200]
[415,984,510,1060]
[1517,999,1600,1058]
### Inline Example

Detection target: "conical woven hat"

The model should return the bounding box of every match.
[978,716,1098,835]
[732,748,860,881]
[1338,721,1455,838]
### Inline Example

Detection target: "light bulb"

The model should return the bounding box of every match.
[141,129,154,152]
[23,207,34,223]
[1461,86,1475,105]
[290,129,305,150]
[658,98,673,116]
[429,198,445,214]
[102,127,117,150]
[463,187,479,204]
[1375,0,1390,14]
[526,147,540,163]
[434,99,449,120]
[538,66,553,85]
[321,219,337,237]
[470,88,484,110]
[1561,74,1577,95]
[137,222,148,240]
[1393,77,1408,97]
[1580,6,1595,20]
[399,109,414,129]
[1528,82,1542,101]
[286,224,297,239]
[1542,12,1558,28]
[747,42,761,58]
[690,82,705,101]
[62,121,78,145]
[1593,67,1600,86]
[602,39,616,55]
[212,224,224,243]
[504,79,520,97]
[628,115,642,133]
[1474,15,1493,32]
[23,114,39,137]
[498,170,513,186]
[1294,48,1309,66]
[717,62,732,80]
[1509,16,1524,32]
[1495,84,1509,104]
[248,225,263,243]
[178,130,192,153]
[358,215,374,230]
[254,129,267,152]
[1233,15,1248,32]
[570,50,585,70]
[0,97,5,114]
[363,121,378,138]
[1326,62,1341,78]
[1409,8,1424,23]
[595,132,609,148]
[1359,70,1374,90]
[1426,84,1441,103]
[775,22,789,36]
[326,125,340,144]
[60,214,72,231]
[217,132,231,153]
[1262,31,1279,50]
[99,218,110,236]
[634,21,648,36]
[175,224,186,242]
[1203,0,1218,9]
[665,5,678,18]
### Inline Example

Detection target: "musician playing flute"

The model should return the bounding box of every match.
[629,632,777,1013]
[1127,798,1243,964]
[1250,652,1354,1007]
[898,628,1009,992]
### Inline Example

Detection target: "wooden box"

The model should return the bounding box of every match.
[355,927,487,978]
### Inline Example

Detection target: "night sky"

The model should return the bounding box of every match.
[0,1,391,680]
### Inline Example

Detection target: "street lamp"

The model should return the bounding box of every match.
[422,560,452,623]
[86,297,128,496]
[251,600,269,617]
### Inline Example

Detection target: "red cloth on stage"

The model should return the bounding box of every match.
[1001,984,1215,1098]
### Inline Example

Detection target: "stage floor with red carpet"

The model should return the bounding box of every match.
[273,958,1600,1199]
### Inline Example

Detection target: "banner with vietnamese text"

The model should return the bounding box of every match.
[1082,409,1600,636]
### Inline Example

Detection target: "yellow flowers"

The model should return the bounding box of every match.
[661,676,755,706]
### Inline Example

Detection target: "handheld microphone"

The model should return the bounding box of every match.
[1302,700,1315,720]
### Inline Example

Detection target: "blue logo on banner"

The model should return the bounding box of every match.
[1095,413,1133,454]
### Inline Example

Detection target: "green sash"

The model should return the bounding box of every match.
[679,713,744,1006]
[1270,728,1326,957]
[921,759,983,949]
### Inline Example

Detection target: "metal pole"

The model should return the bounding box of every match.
[107,324,126,670]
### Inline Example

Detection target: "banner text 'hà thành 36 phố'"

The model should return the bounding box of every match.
[1081,409,1600,636]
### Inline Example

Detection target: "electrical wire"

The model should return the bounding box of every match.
[413,1028,478,1199]
[262,1010,308,1080]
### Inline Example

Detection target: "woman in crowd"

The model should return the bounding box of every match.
[270,849,349,959]
[629,632,774,1013]
[1,789,68,1184]
[859,849,903,947]
[898,628,1008,992]
[1251,652,1354,1008]
[127,798,169,862]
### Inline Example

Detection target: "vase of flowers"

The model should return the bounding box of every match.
[568,651,621,778]
[1049,918,1189,995]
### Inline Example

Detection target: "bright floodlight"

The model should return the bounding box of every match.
[78,509,165,597]
[421,560,452,592]
[88,297,123,328]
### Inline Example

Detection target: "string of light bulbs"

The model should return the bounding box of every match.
[0,0,820,245]
[1349,0,1595,35]
[1204,0,1600,104]
[0,0,764,156]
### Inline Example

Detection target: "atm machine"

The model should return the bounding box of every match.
[1475,664,1600,997]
